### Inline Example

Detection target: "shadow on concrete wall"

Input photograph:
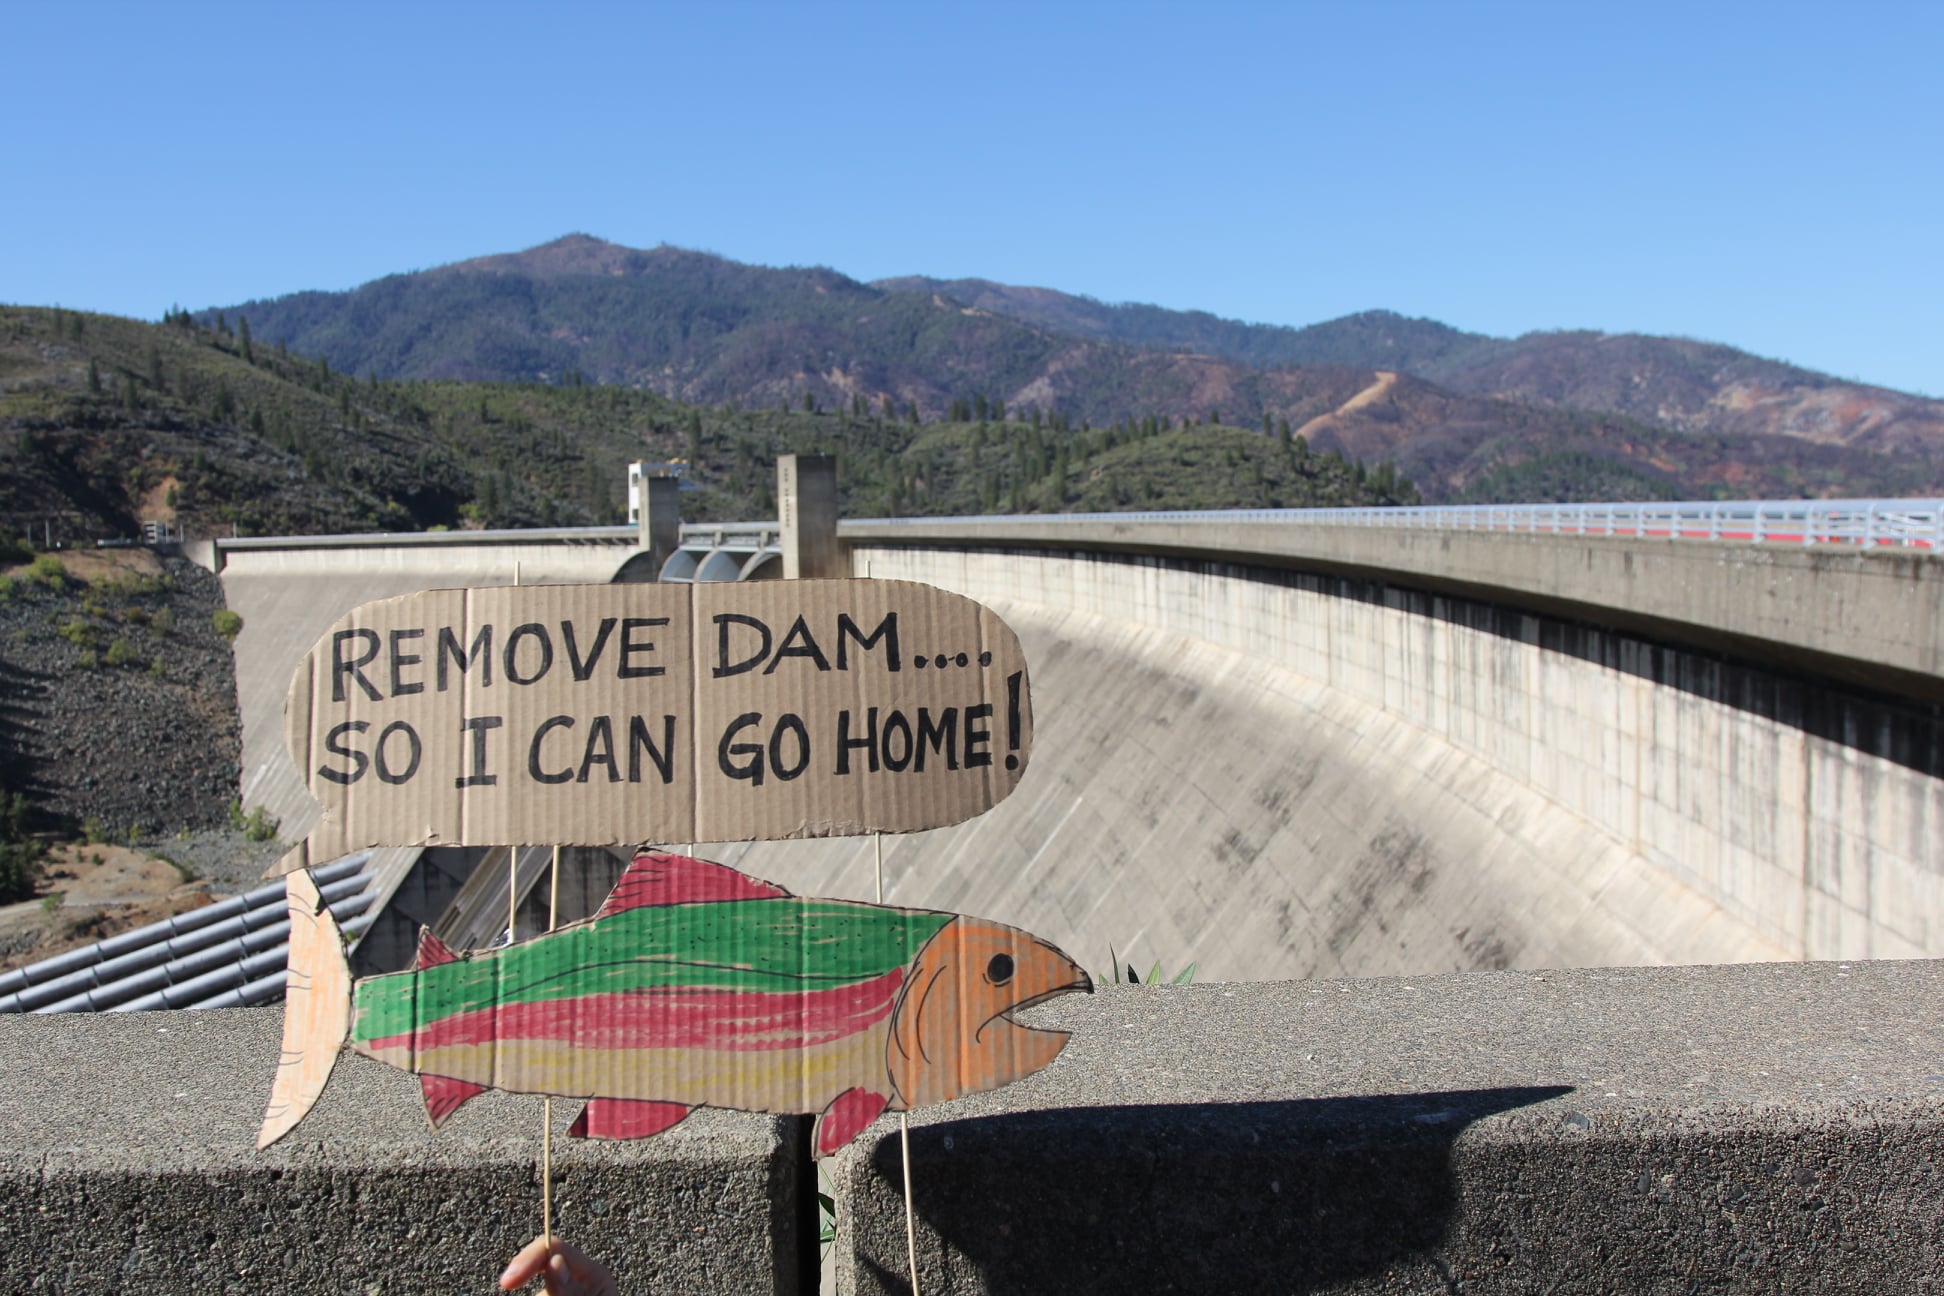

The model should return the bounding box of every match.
[857,1085,1571,1295]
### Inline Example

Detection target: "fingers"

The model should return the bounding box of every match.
[499,1236,555,1290]
[553,1241,621,1296]
[500,1235,619,1296]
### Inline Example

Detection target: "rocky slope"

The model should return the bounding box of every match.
[0,549,242,836]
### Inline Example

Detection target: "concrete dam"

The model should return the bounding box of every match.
[213,495,1944,982]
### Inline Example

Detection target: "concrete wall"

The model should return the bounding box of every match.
[0,1008,804,1295]
[833,959,1944,1295]
[7,965,1938,1294]
[216,526,1944,981]
[715,542,1942,983]
[841,518,1944,698]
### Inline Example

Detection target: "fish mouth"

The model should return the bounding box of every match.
[976,974,1095,1043]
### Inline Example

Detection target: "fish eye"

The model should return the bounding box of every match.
[985,953,1015,984]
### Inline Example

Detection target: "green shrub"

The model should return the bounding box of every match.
[1099,944,1196,986]
[0,787,44,904]
[148,606,174,636]
[29,553,65,588]
[243,805,279,843]
[57,618,94,646]
[211,608,243,639]
[0,844,45,904]
[74,648,98,669]
[105,637,137,667]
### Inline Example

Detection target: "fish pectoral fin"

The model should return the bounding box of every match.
[813,1088,889,1159]
[420,1073,486,1130]
[567,1099,692,1140]
[257,867,351,1151]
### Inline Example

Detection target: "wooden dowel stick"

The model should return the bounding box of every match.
[542,844,560,1247]
[873,832,922,1296]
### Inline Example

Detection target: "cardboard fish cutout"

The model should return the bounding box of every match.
[259,851,1091,1156]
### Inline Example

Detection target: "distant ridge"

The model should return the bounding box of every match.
[202,235,1944,501]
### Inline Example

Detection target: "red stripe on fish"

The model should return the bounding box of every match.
[367,967,905,1057]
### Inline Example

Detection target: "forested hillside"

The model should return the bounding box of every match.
[0,306,1419,545]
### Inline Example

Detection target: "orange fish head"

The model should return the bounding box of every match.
[888,917,1092,1109]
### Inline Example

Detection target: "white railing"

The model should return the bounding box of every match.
[847,499,1944,550]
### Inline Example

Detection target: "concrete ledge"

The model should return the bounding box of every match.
[841,518,1944,700]
[0,1009,804,1294]
[831,961,1944,1294]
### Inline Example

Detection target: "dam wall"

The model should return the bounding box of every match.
[209,513,1944,983]
[715,540,1943,982]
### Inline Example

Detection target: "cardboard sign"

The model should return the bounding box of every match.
[272,580,1032,874]
[259,852,1092,1156]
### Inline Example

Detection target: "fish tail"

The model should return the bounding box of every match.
[257,867,352,1150]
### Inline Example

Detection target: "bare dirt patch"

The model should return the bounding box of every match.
[4,547,163,584]
[0,842,214,973]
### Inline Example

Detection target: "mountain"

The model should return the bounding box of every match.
[873,276,1944,461]
[1420,332,1944,457]
[0,305,1420,546]
[869,278,1493,374]
[201,235,1944,502]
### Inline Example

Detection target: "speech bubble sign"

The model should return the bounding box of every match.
[268,579,1032,875]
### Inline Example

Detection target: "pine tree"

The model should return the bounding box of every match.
[87,359,101,396]
[238,315,254,363]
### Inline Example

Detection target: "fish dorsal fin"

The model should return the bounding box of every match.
[596,851,790,918]
[414,927,459,970]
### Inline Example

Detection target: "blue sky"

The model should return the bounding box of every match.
[6,2,1939,394]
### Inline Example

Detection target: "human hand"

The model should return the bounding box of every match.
[498,1235,620,1296]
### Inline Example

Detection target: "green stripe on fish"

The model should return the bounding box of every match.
[351,898,955,1045]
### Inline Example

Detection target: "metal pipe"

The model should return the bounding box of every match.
[2,869,372,1013]
[114,912,376,1013]
[0,854,367,998]
[30,890,373,1014]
